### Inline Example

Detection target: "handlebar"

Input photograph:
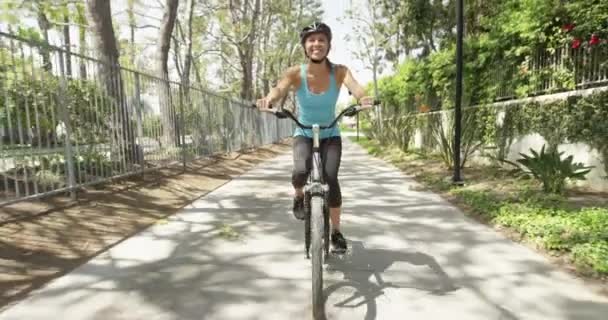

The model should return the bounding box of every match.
[252,99,381,130]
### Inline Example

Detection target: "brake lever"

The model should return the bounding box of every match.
[252,102,284,117]
[343,106,359,117]
[344,99,381,117]
[274,110,288,119]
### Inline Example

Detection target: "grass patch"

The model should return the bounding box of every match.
[218,223,240,241]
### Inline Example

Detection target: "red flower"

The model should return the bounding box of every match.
[562,23,575,32]
[589,34,600,46]
[571,38,581,49]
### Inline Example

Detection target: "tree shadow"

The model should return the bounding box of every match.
[1,139,607,320]
[0,143,290,311]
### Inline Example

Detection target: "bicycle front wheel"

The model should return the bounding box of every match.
[311,195,325,320]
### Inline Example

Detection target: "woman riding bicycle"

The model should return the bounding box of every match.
[256,22,375,252]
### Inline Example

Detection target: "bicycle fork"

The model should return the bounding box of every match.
[304,125,330,259]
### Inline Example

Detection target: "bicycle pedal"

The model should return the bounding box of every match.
[330,247,347,254]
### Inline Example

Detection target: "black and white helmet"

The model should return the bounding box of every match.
[300,22,332,45]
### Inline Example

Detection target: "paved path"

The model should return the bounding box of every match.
[1,138,607,320]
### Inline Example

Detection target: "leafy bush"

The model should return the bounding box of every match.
[451,186,608,275]
[500,144,594,193]
[572,241,608,274]
[0,72,114,146]
[495,206,608,250]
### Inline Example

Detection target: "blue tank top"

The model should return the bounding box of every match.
[293,63,341,139]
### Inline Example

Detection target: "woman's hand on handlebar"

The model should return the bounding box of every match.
[353,96,381,110]
[360,96,375,108]
[255,97,274,112]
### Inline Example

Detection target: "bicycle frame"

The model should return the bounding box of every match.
[307,124,328,197]
[253,99,380,320]
[305,124,330,262]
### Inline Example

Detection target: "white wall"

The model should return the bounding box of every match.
[410,86,608,192]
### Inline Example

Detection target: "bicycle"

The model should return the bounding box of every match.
[256,99,380,320]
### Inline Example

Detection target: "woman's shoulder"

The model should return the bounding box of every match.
[285,65,302,75]
[333,64,349,82]
[333,63,348,71]
[279,65,302,88]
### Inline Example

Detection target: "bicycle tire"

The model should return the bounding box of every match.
[304,192,312,259]
[311,195,325,320]
[323,198,330,259]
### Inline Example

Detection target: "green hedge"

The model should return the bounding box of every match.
[0,73,116,145]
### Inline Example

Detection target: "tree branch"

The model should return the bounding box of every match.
[136,24,160,29]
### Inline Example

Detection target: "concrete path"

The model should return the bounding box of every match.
[1,138,607,320]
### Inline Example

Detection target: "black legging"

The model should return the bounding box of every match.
[292,136,342,208]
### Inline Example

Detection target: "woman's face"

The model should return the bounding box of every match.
[304,33,329,60]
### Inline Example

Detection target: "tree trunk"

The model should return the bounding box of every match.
[173,28,183,78]
[86,0,137,164]
[257,3,272,98]
[63,14,72,77]
[127,0,137,67]
[86,0,120,79]
[229,0,260,101]
[157,0,180,147]
[238,0,260,101]
[36,9,52,72]
[76,3,87,79]
[192,58,204,86]
[238,49,254,101]
[182,0,195,91]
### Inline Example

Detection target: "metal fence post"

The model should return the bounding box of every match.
[57,51,77,200]
[356,112,360,141]
[179,86,187,172]
[134,72,145,177]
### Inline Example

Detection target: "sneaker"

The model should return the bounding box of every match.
[292,196,305,220]
[331,230,347,253]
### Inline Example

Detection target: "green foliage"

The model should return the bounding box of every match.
[65,80,114,144]
[500,145,594,194]
[565,91,608,164]
[143,115,161,137]
[10,148,116,186]
[0,72,114,145]
[495,204,608,251]
[373,0,608,113]
[438,106,497,169]
[572,241,608,275]
[1,0,75,32]
[354,132,608,276]
[564,0,608,43]
[381,109,417,151]
[366,81,608,185]
[452,188,608,275]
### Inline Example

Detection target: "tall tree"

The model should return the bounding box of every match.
[75,1,87,79]
[180,0,195,91]
[127,0,138,67]
[36,3,52,71]
[86,0,120,91]
[254,0,322,104]
[62,3,72,77]
[157,0,180,145]
[225,0,261,100]
[86,0,136,163]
